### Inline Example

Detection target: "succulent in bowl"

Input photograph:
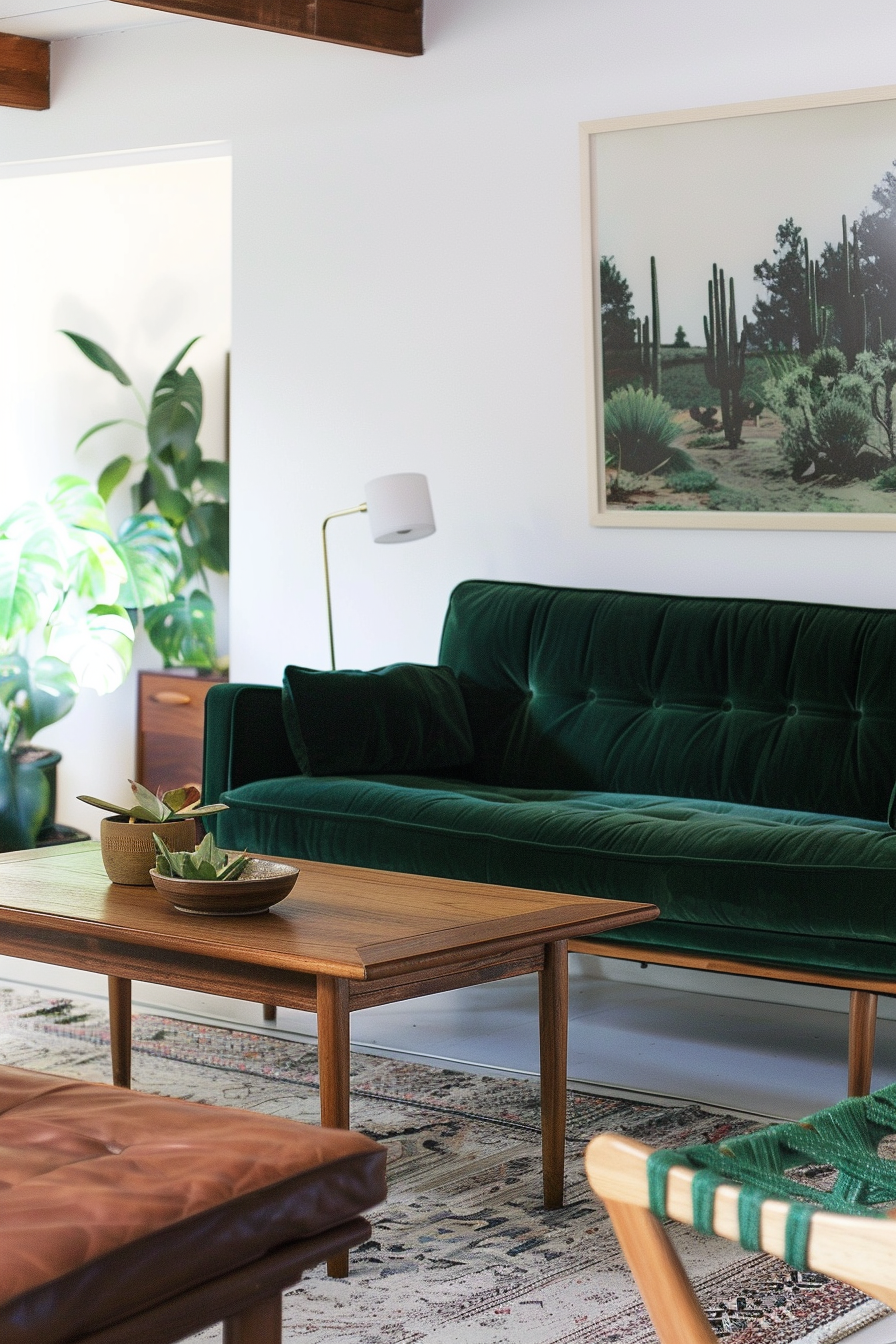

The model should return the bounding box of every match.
[153,832,249,881]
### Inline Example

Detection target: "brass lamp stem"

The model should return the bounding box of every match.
[322,504,367,671]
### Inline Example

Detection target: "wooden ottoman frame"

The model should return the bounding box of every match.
[72,1218,371,1344]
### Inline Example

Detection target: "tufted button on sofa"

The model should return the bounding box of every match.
[203,580,896,1096]
[0,1065,386,1344]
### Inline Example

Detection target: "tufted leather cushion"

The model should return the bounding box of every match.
[0,1066,386,1344]
[439,581,896,822]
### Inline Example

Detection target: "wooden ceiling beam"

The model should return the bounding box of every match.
[0,33,49,110]
[116,0,423,55]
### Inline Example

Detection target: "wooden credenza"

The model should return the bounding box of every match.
[136,671,226,796]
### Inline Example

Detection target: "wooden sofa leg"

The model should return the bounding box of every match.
[262,1004,277,1022]
[223,1293,282,1343]
[848,990,878,1097]
[603,1197,716,1344]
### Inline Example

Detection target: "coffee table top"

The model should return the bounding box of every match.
[0,843,658,982]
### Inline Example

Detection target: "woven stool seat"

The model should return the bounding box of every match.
[645,1084,896,1268]
[586,1085,896,1344]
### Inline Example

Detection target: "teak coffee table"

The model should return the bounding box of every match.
[0,842,657,1275]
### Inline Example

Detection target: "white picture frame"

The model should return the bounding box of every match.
[583,85,896,530]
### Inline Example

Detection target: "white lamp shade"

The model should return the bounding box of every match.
[365,472,436,545]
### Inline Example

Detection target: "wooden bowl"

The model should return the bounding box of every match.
[149,857,300,915]
[100,816,198,886]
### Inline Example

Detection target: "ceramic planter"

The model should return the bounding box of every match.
[149,857,299,915]
[100,815,198,886]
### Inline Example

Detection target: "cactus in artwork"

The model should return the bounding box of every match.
[703,264,748,450]
[636,256,662,394]
[802,237,831,352]
[840,215,868,366]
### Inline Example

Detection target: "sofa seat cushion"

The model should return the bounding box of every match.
[0,1066,386,1344]
[218,775,896,977]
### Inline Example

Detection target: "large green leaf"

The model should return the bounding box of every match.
[164,336,201,373]
[145,589,216,669]
[0,537,62,644]
[0,476,126,643]
[0,652,25,710]
[97,455,133,502]
[0,653,77,739]
[131,469,153,514]
[22,656,78,736]
[188,501,229,573]
[46,601,134,694]
[146,458,191,526]
[115,512,180,609]
[147,367,202,456]
[175,535,202,588]
[45,475,112,537]
[63,527,126,606]
[0,749,50,850]
[61,331,132,387]
[1,499,70,570]
[196,459,229,501]
[172,441,202,491]
[75,419,133,453]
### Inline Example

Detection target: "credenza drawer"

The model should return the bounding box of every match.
[140,675,208,739]
[137,671,226,795]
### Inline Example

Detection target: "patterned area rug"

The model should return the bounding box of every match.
[0,986,890,1344]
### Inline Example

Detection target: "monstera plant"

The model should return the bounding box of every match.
[63,332,229,671]
[0,475,179,849]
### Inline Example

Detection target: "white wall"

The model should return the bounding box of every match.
[0,157,231,830]
[1,0,896,791]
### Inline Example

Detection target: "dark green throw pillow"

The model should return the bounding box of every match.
[282,663,475,777]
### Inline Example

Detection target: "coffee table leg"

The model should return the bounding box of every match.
[538,939,568,1209]
[317,975,351,1277]
[108,976,132,1089]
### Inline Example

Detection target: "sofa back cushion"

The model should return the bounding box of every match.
[438,580,896,821]
[282,663,474,777]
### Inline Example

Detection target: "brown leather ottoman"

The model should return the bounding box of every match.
[0,1065,386,1344]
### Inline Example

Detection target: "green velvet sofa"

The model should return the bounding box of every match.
[203,580,896,1093]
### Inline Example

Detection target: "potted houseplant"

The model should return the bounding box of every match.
[78,781,227,885]
[63,332,229,671]
[0,475,180,851]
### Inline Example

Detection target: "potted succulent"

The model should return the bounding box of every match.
[78,781,227,886]
[0,475,180,852]
[150,832,299,916]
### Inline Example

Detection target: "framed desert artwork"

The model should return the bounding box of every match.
[583,86,896,529]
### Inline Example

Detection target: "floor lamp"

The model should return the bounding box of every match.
[321,472,436,670]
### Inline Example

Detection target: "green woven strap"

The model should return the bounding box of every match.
[647,1151,820,1266]
[784,1201,819,1271]
[690,1169,723,1235]
[639,1083,896,1272]
[646,1149,687,1219]
[646,1150,721,1235]
[737,1185,765,1252]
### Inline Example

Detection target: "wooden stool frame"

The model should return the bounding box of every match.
[585,1133,896,1344]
